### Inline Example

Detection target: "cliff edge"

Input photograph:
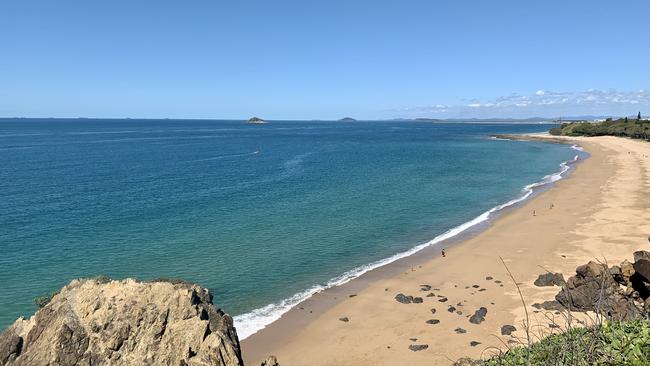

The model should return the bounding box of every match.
[0,278,244,366]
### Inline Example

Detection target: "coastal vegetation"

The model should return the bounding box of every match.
[457,320,650,366]
[550,115,650,140]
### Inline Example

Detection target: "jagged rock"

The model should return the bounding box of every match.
[469,307,487,324]
[534,273,565,287]
[425,319,440,325]
[634,251,650,262]
[501,325,517,335]
[260,355,279,366]
[412,297,423,304]
[633,259,650,284]
[420,285,432,291]
[555,260,641,320]
[0,278,243,366]
[448,306,456,313]
[621,260,635,279]
[438,297,448,302]
[454,327,467,334]
[556,261,618,311]
[469,341,481,347]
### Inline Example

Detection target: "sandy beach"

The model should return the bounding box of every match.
[242,135,650,365]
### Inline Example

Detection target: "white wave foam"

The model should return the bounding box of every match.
[233,151,582,339]
[570,144,585,152]
[192,151,259,162]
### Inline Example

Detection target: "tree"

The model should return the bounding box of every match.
[625,117,628,123]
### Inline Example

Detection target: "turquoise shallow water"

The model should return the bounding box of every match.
[0,119,578,335]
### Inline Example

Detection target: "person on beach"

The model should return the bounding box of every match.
[441,249,446,257]
[533,210,536,216]
[550,203,554,209]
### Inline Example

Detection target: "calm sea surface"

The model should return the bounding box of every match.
[0,119,577,335]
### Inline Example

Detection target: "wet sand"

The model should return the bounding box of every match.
[242,135,650,365]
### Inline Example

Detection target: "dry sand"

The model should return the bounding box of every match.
[242,135,650,366]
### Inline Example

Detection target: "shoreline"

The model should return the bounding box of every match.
[234,135,585,341]
[240,135,650,365]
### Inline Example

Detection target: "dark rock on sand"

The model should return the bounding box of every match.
[426,319,440,325]
[470,341,481,347]
[409,344,428,352]
[426,293,436,297]
[412,297,424,304]
[395,293,413,304]
[338,317,349,322]
[430,308,437,314]
[420,285,432,291]
[448,306,457,313]
[486,276,493,280]
[501,325,517,336]
[454,327,467,334]
[472,285,480,288]
[534,272,565,287]
[438,297,448,302]
[469,307,488,324]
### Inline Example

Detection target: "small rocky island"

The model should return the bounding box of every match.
[247,117,267,124]
[0,278,278,366]
[338,117,356,122]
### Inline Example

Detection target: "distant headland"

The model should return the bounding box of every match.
[338,117,357,122]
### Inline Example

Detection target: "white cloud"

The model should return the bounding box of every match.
[401,89,650,118]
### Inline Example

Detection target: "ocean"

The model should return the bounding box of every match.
[0,119,581,336]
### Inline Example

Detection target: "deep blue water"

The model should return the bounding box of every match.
[0,119,577,336]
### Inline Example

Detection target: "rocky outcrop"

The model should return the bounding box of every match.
[0,278,244,366]
[550,255,650,320]
[247,117,267,124]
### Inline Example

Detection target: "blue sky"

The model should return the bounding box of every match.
[1,0,649,119]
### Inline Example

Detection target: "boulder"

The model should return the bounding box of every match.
[633,259,650,284]
[555,260,641,319]
[395,294,413,304]
[534,273,565,287]
[500,325,517,336]
[0,278,243,366]
[621,260,635,279]
[469,307,487,324]
[634,251,650,262]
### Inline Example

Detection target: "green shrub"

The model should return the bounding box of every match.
[33,291,59,308]
[93,275,112,284]
[466,319,650,366]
